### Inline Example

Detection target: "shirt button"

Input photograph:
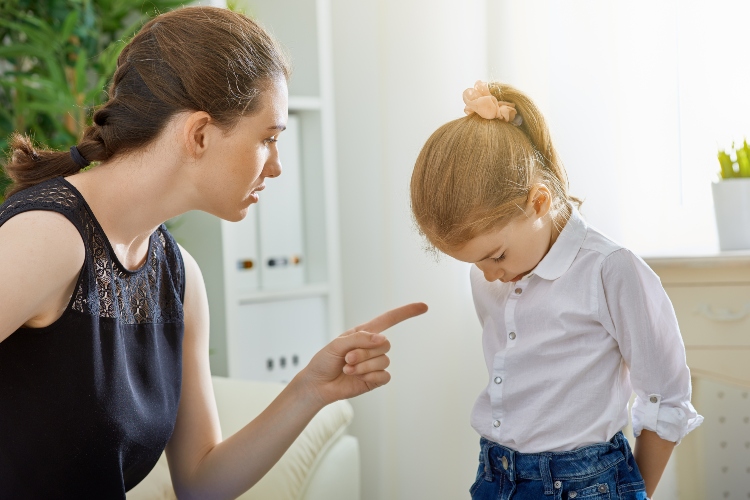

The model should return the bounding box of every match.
[598,484,608,493]
[493,420,501,428]
[569,492,577,499]
[554,480,562,489]
[501,456,509,470]
[494,376,503,384]
[514,287,523,295]
[509,332,516,340]
[650,396,658,403]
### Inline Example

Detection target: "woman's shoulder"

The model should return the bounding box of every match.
[0,209,85,339]
[0,209,85,277]
[0,177,87,229]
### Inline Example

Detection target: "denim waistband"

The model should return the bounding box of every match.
[479,432,632,493]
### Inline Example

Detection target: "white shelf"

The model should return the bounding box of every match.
[288,96,322,111]
[238,284,329,304]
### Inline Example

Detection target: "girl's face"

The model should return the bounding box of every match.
[446,187,557,283]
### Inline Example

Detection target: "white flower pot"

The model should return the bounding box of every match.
[711,178,750,251]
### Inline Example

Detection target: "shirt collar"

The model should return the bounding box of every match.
[529,205,588,281]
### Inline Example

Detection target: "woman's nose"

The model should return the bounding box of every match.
[265,155,282,178]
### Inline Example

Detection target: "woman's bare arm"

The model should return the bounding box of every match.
[0,211,84,343]
[166,245,426,499]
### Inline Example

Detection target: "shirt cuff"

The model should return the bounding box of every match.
[631,393,704,444]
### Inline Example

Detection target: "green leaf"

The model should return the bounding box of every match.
[60,10,79,41]
[74,48,88,94]
[718,150,734,179]
[737,148,750,178]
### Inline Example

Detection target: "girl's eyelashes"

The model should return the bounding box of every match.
[492,252,506,263]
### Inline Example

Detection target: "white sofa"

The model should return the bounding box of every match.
[127,376,360,500]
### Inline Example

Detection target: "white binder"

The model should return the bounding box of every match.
[226,205,260,293]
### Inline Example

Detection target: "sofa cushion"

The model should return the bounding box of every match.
[127,376,354,500]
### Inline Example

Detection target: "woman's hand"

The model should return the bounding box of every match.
[297,302,428,407]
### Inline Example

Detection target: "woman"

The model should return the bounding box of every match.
[0,6,426,498]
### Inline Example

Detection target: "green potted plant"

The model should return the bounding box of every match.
[714,140,750,251]
[0,0,185,203]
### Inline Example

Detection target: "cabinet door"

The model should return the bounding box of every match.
[225,205,260,293]
[665,285,750,347]
[229,296,328,383]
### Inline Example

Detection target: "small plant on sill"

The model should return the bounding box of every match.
[717,140,750,179]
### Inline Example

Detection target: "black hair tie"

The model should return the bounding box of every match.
[69,146,91,167]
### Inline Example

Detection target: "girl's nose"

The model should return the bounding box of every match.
[483,269,503,282]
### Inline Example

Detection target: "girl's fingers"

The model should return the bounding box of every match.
[343,354,390,375]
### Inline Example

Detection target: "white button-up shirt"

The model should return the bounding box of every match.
[470,207,703,453]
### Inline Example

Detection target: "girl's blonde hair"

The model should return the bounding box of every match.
[410,82,580,253]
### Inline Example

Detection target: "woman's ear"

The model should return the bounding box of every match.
[182,111,213,159]
[527,183,552,218]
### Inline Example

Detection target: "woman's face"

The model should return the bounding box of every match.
[193,78,289,221]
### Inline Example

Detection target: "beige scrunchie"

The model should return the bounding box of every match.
[462,80,523,125]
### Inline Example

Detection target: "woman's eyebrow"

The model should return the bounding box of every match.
[268,124,286,131]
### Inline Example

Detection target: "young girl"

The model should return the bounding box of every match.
[0,7,426,497]
[410,81,701,499]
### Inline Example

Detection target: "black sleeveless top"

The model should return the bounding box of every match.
[0,177,185,498]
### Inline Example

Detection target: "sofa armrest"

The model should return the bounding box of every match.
[302,434,360,500]
[127,376,358,500]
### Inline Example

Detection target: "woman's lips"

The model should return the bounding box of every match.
[249,184,265,202]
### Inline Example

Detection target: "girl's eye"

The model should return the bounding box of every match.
[492,253,505,263]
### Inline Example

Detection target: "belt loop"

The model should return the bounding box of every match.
[540,453,554,495]
[482,442,494,481]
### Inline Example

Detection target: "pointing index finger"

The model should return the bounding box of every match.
[354,302,428,334]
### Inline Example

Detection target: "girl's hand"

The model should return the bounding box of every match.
[297,302,428,407]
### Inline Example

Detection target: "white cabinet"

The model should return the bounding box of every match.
[645,253,750,500]
[171,0,342,382]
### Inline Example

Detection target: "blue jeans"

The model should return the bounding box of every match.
[470,432,648,500]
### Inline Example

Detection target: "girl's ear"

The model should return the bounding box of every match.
[527,183,552,218]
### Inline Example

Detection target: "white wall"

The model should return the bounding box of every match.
[489,0,750,256]
[331,1,489,498]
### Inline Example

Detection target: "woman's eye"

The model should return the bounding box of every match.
[492,253,505,263]
[264,136,278,145]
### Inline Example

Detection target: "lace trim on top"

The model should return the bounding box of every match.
[0,178,184,325]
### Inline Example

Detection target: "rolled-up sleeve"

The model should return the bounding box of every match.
[598,248,703,444]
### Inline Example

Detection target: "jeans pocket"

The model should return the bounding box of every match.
[617,484,648,500]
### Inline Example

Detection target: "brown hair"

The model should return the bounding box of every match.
[3,6,290,197]
[410,82,580,253]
